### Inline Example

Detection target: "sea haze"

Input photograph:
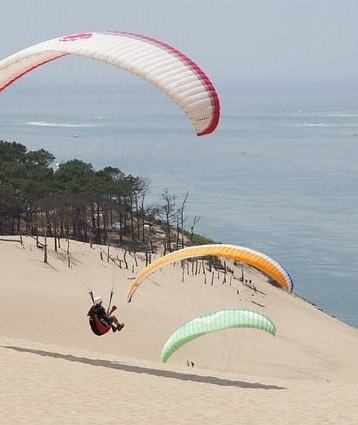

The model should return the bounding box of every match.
[1,76,357,328]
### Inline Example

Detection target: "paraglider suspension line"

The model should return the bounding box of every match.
[107,290,114,314]
[89,291,95,304]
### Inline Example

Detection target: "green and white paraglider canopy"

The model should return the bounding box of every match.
[161,308,276,363]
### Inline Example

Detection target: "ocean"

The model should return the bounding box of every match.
[1,73,357,328]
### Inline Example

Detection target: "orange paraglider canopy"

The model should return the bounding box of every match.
[127,244,293,302]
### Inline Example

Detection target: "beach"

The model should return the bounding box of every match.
[1,235,358,424]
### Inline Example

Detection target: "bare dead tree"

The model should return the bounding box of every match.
[202,260,207,284]
[134,178,150,243]
[44,232,48,264]
[179,192,189,249]
[123,250,128,269]
[190,216,201,241]
[159,188,177,254]
[67,235,71,267]
[222,260,227,285]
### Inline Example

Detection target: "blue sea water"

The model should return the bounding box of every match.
[1,75,357,328]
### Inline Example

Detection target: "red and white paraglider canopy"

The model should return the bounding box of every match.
[0,31,220,136]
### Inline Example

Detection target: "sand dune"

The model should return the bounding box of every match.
[1,235,358,424]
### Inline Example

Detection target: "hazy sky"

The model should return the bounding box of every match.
[2,0,358,80]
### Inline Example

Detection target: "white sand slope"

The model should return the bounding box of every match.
[1,236,358,424]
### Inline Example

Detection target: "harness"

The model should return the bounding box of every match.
[89,314,111,336]
[88,291,113,336]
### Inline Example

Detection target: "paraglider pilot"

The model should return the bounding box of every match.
[87,296,124,333]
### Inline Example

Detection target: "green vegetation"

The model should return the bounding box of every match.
[0,140,214,253]
[183,229,216,246]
